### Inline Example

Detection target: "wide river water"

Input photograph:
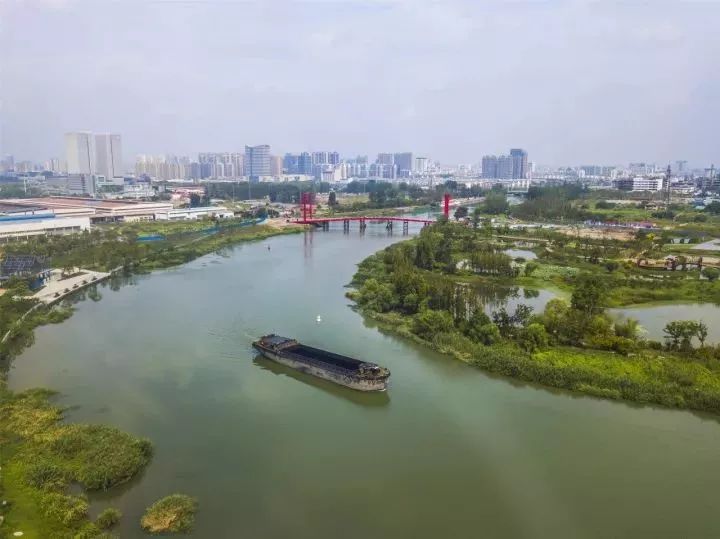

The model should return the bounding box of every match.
[9,225,720,538]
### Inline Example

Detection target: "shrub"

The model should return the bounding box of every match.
[41,492,88,526]
[96,507,122,529]
[25,460,68,490]
[524,261,539,276]
[703,267,720,282]
[413,309,455,339]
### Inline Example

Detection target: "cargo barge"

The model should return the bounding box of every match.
[252,334,390,391]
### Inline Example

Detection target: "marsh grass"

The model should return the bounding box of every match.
[0,387,151,535]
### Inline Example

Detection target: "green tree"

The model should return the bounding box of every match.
[413,309,454,339]
[541,298,571,342]
[471,207,482,229]
[696,322,709,347]
[483,191,509,215]
[328,191,337,206]
[357,278,396,313]
[518,323,549,352]
[454,206,469,220]
[571,274,605,317]
[663,320,698,351]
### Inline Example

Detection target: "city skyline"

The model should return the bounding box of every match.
[2,1,719,166]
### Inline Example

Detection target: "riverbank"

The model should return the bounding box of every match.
[353,307,720,414]
[348,222,720,415]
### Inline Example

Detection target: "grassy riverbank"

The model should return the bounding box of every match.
[358,309,720,412]
[0,386,151,536]
[349,222,720,415]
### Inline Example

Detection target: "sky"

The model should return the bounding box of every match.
[1,0,719,168]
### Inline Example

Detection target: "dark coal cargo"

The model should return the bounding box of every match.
[253,334,390,391]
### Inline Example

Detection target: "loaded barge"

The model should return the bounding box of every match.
[252,334,390,391]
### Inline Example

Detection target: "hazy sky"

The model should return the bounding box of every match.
[1,0,719,167]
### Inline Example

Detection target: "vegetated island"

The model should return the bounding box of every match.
[0,387,151,537]
[349,215,720,415]
[141,494,197,534]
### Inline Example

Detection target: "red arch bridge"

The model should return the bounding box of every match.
[295,193,449,231]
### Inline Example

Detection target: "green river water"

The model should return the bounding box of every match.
[8,226,720,538]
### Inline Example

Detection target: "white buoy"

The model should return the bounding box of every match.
[316,315,322,323]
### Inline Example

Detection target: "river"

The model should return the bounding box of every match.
[9,225,720,538]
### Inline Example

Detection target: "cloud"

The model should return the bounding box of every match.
[1,0,718,167]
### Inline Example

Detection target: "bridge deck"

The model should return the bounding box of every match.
[296,216,434,224]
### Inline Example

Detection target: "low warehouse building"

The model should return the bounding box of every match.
[0,214,90,242]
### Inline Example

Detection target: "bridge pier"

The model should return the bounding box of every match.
[386,221,393,231]
[403,220,409,235]
[359,218,367,233]
[343,219,350,233]
[322,221,329,231]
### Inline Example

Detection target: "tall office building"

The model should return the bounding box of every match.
[244,145,271,179]
[298,152,312,175]
[376,153,394,166]
[328,152,340,166]
[510,149,528,179]
[270,155,283,176]
[0,155,15,172]
[312,152,329,165]
[94,133,123,181]
[283,153,299,174]
[415,157,429,174]
[497,155,514,179]
[482,155,498,178]
[394,152,414,176]
[65,132,95,174]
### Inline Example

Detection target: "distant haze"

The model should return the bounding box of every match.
[1,0,719,167]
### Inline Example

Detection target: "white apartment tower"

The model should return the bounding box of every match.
[95,133,123,181]
[65,132,95,174]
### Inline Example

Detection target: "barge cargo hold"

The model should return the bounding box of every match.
[252,334,390,392]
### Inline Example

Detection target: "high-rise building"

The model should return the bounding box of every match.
[414,157,429,174]
[376,153,394,166]
[0,155,15,172]
[44,158,63,173]
[394,152,414,177]
[298,152,312,175]
[65,132,95,174]
[497,155,513,179]
[510,148,528,179]
[244,145,271,179]
[312,152,329,165]
[328,152,340,165]
[270,155,283,176]
[482,155,498,178]
[283,153,299,174]
[94,134,123,182]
